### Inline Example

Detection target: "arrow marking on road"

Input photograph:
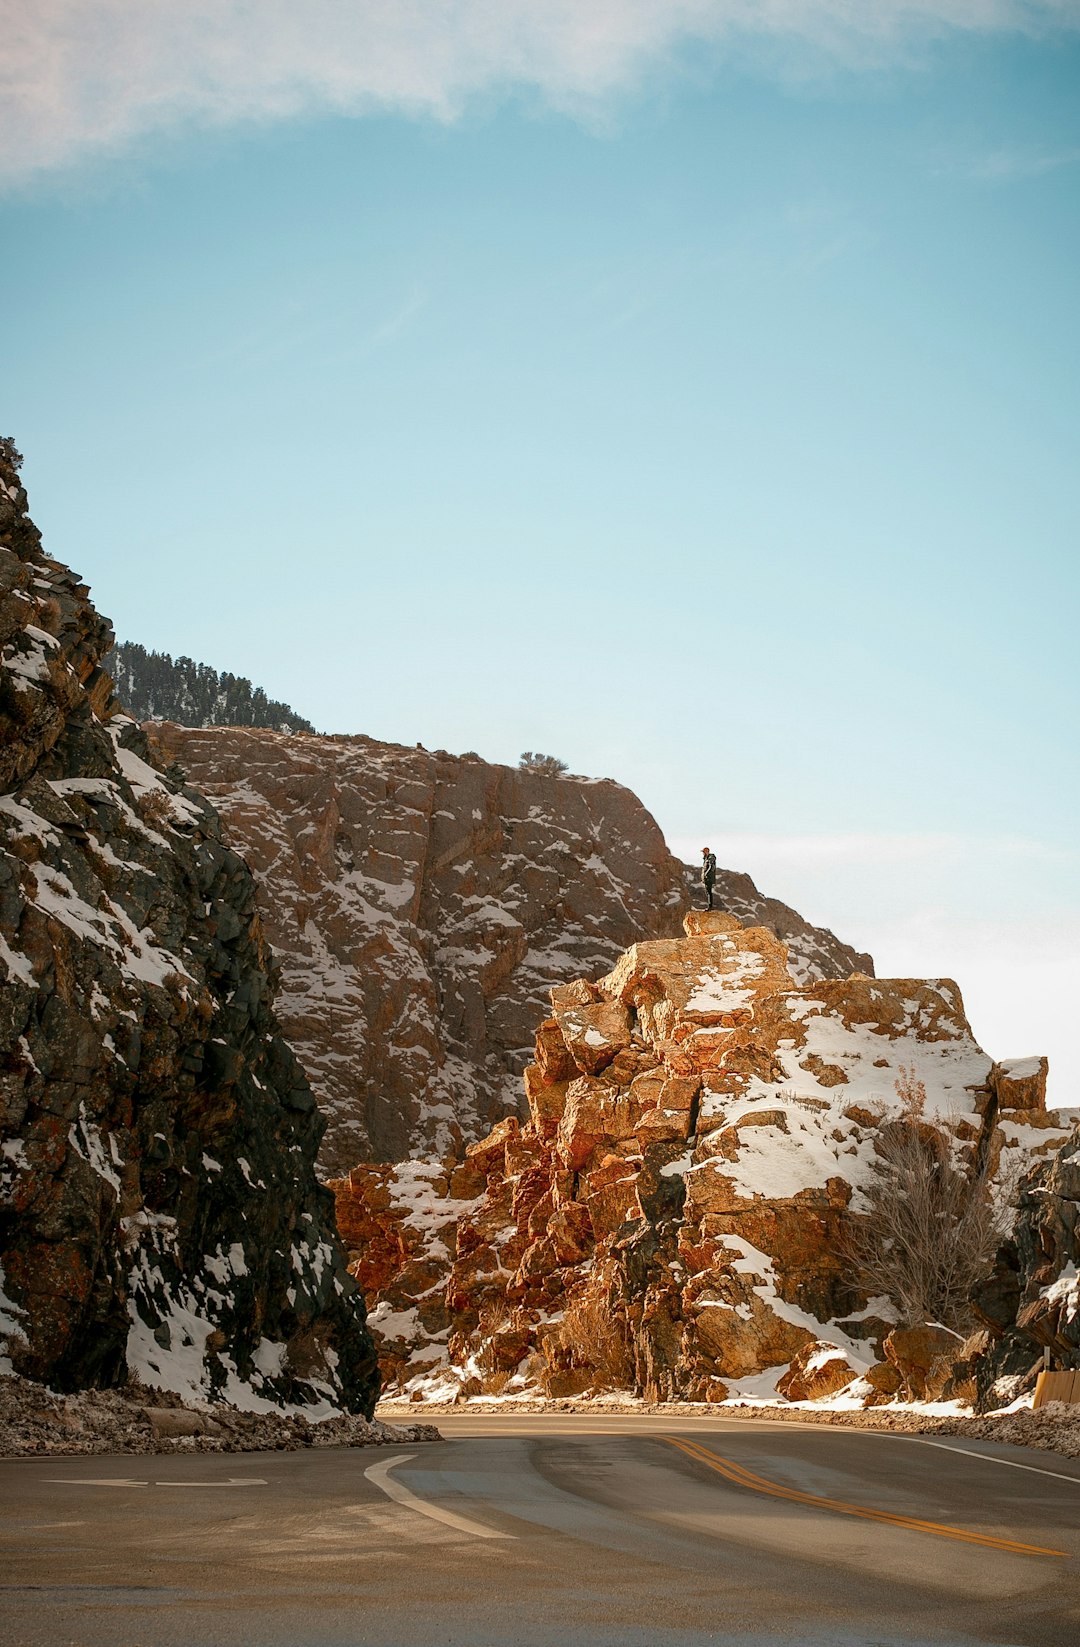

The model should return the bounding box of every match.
[364,1453,514,1539]
[663,1436,1067,1559]
[46,1479,148,1488]
[45,1477,267,1488]
[156,1478,267,1487]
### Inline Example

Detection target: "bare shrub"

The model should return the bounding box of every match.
[477,1297,510,1336]
[135,786,175,830]
[847,1071,1015,1331]
[547,1290,634,1390]
[518,752,568,778]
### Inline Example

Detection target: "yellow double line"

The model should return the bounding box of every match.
[663,1436,1066,1560]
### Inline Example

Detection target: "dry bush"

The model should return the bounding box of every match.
[477,1297,511,1336]
[135,786,175,829]
[518,752,568,777]
[847,1070,1015,1331]
[547,1290,634,1391]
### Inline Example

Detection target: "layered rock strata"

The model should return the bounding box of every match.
[146,723,873,1174]
[0,452,378,1412]
[336,913,1065,1401]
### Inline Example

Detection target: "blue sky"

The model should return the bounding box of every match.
[2,3,1078,1092]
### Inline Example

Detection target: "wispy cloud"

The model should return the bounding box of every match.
[951,144,1080,181]
[3,2,1077,187]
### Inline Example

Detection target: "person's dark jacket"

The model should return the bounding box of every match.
[701,852,716,884]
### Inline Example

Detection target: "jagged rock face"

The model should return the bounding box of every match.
[0,456,378,1413]
[144,725,685,1173]
[970,1116,1080,1409]
[145,725,874,1176]
[336,913,1065,1401]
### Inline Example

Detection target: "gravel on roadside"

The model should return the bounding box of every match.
[1,1372,440,1457]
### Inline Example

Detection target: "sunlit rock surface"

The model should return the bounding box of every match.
[338,913,1065,1402]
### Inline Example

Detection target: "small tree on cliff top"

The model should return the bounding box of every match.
[849,1067,1013,1331]
[519,752,568,777]
[0,436,24,472]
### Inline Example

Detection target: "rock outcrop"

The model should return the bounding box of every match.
[336,913,1066,1401]
[0,451,377,1413]
[145,723,874,1174]
[970,1110,1080,1409]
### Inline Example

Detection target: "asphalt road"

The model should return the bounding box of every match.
[2,1413,1079,1647]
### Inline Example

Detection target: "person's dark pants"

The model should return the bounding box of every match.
[703,877,715,909]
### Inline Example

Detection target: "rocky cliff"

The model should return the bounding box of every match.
[970,1113,1080,1408]
[333,913,1065,1402]
[145,723,873,1175]
[0,451,378,1412]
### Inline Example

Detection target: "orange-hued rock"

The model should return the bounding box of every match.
[776,1341,861,1402]
[328,1158,468,1387]
[990,1057,1049,1114]
[556,1079,643,1171]
[377,912,1067,1404]
[883,1324,964,1401]
[551,985,633,1075]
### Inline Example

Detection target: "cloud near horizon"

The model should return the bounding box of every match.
[3,0,1077,185]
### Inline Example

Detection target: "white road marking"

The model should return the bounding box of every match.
[364,1453,514,1540]
[910,1439,1080,1486]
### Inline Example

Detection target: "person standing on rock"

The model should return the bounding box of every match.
[701,847,717,910]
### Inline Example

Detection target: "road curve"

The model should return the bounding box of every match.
[2,1412,1078,1646]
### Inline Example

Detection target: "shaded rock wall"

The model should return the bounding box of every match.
[971,1113,1080,1409]
[335,914,1065,1402]
[146,723,874,1175]
[0,454,378,1413]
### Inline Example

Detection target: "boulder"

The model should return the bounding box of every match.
[777,1342,861,1403]
[556,1079,642,1171]
[862,1361,903,1404]
[991,1057,1048,1114]
[883,1324,964,1401]
[551,991,633,1076]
